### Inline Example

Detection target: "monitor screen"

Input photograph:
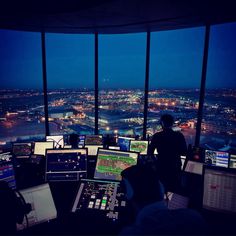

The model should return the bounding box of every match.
[78,135,86,147]
[205,150,229,168]
[117,137,135,151]
[229,154,236,169]
[0,152,12,162]
[12,143,32,157]
[71,179,126,221]
[108,146,121,150]
[203,167,236,213]
[0,162,16,189]
[129,140,148,155]
[17,183,57,230]
[46,149,87,181]
[180,156,186,170]
[34,142,54,156]
[85,135,103,145]
[184,160,203,175]
[46,135,64,148]
[166,192,189,210]
[94,149,138,181]
[85,145,103,156]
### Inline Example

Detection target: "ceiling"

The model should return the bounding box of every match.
[0,0,236,34]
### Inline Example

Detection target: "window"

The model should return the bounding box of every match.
[98,33,146,137]
[0,30,44,150]
[46,34,94,136]
[201,23,236,152]
[148,27,205,145]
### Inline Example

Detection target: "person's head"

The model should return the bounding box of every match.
[160,114,174,129]
[121,165,165,211]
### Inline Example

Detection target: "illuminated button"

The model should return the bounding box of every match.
[91,195,96,199]
[101,203,106,207]
[100,206,105,210]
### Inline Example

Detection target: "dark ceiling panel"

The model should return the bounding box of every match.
[0,0,235,33]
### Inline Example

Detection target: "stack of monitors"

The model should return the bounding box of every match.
[129,140,148,155]
[17,183,57,230]
[12,142,32,158]
[34,142,54,156]
[205,150,229,168]
[229,154,236,169]
[45,148,87,181]
[117,136,135,151]
[203,166,236,213]
[94,148,138,181]
[0,162,16,189]
[46,135,64,148]
[85,135,103,145]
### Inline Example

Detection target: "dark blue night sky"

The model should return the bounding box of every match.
[0,22,236,90]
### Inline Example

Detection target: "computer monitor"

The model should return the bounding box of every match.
[184,160,203,175]
[117,136,135,151]
[85,135,103,145]
[0,152,12,162]
[78,135,86,147]
[71,179,126,221]
[12,142,32,158]
[94,149,138,181]
[17,183,57,230]
[34,142,54,156]
[166,192,189,210]
[0,162,16,189]
[229,154,236,169]
[108,146,121,150]
[129,140,148,155]
[85,145,103,156]
[46,135,64,148]
[205,150,229,168]
[203,166,236,213]
[180,155,186,170]
[46,148,87,181]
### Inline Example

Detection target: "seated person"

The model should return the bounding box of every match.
[120,165,207,235]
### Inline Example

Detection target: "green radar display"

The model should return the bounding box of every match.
[129,140,149,155]
[94,149,138,181]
